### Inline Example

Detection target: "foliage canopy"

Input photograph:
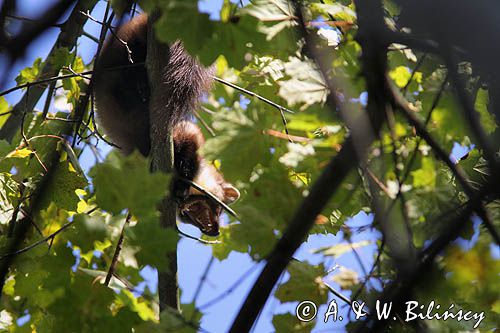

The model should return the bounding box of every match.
[0,0,498,332]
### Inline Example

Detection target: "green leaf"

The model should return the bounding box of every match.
[37,160,88,213]
[5,147,32,159]
[116,289,156,321]
[0,172,20,223]
[244,164,302,229]
[0,97,8,124]
[153,1,214,61]
[311,3,356,21]
[66,214,107,253]
[474,88,497,134]
[199,16,268,69]
[243,0,294,21]
[272,312,314,333]
[230,205,278,259]
[126,219,178,268]
[208,224,247,261]
[411,157,436,189]
[90,151,169,220]
[275,261,328,304]
[426,93,467,142]
[202,108,273,181]
[49,47,73,69]
[135,303,200,333]
[15,58,43,86]
[47,274,116,332]
[278,57,328,108]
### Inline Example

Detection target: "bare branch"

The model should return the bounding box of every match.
[213,76,294,114]
[0,221,74,261]
[104,213,131,286]
[0,0,98,142]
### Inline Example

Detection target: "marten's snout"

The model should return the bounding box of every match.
[179,196,220,236]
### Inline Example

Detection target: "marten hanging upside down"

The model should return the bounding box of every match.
[93,14,239,236]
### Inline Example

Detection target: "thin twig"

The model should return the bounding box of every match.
[324,282,370,316]
[199,263,261,310]
[391,82,500,245]
[79,10,134,63]
[443,49,497,171]
[0,63,144,98]
[41,81,56,118]
[19,208,44,237]
[104,213,131,286]
[21,89,48,173]
[213,76,294,114]
[306,20,354,29]
[179,177,238,219]
[82,31,100,44]
[365,168,391,197]
[193,110,216,137]
[62,66,92,81]
[0,221,73,260]
[44,116,79,122]
[264,129,310,142]
[402,53,427,94]
[191,256,215,308]
[350,238,385,305]
[5,13,61,27]
[176,226,221,245]
[397,75,448,191]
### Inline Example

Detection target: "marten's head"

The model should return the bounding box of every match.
[178,163,239,236]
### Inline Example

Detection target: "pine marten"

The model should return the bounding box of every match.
[93,14,239,236]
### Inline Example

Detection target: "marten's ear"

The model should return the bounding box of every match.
[222,183,240,204]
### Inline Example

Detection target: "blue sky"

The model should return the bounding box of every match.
[1,1,490,332]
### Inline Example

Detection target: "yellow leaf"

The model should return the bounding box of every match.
[389,66,411,88]
[95,239,112,252]
[76,200,88,214]
[6,148,32,159]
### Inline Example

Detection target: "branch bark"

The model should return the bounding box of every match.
[0,0,98,142]
[0,0,74,59]
[0,0,100,299]
[146,10,180,313]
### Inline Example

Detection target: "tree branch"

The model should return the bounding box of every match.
[146,10,180,313]
[355,181,498,332]
[0,0,98,142]
[229,1,389,330]
[104,212,131,286]
[391,83,500,245]
[0,0,74,60]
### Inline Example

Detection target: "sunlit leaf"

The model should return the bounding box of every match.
[474,88,497,134]
[275,261,328,304]
[411,157,436,189]
[15,58,43,86]
[312,240,371,258]
[90,151,169,221]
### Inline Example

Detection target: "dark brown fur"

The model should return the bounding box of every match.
[93,14,239,236]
